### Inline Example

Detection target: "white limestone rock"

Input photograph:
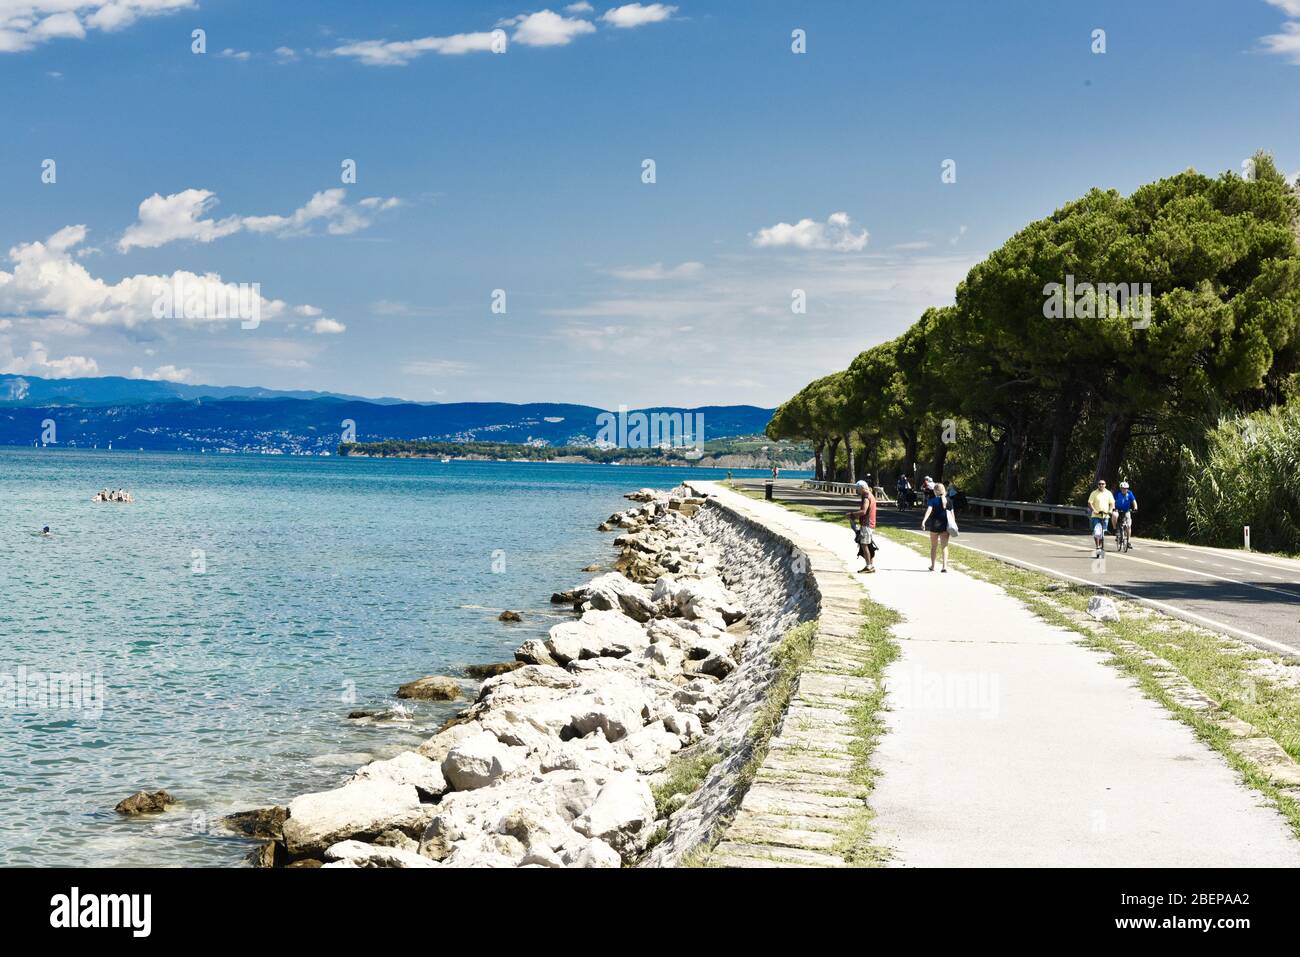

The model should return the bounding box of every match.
[441,731,526,791]
[664,711,703,743]
[581,572,657,622]
[545,610,652,664]
[572,773,656,861]
[323,839,438,868]
[1087,595,1121,622]
[618,721,684,773]
[351,750,447,800]
[282,779,425,857]
[563,837,622,868]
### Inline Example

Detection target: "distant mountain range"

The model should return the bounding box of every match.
[0,374,774,454]
[0,373,412,406]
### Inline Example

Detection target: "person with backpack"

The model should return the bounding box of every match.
[923,481,951,572]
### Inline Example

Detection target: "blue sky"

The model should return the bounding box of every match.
[2,0,1300,407]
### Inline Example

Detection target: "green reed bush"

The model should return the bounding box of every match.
[1181,398,1300,553]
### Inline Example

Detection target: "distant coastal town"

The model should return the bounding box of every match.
[337,436,814,470]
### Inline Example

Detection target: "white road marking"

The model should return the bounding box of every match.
[985,529,1300,604]
[893,531,1299,657]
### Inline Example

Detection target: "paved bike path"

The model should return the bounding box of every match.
[702,483,1300,867]
[736,480,1300,656]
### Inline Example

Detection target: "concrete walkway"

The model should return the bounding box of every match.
[694,482,1300,867]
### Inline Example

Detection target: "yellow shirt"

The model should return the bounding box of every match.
[1088,489,1115,517]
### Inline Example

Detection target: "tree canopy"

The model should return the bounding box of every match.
[770,152,1300,541]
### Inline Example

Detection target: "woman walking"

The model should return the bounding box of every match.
[922,481,950,572]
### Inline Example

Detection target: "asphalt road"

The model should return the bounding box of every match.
[735,480,1300,656]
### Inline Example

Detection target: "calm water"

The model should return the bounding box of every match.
[0,448,799,866]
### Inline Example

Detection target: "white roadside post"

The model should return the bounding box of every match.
[1244,526,1251,552]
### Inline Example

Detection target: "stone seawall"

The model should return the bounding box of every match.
[231,483,862,868]
[683,482,877,868]
[641,496,820,864]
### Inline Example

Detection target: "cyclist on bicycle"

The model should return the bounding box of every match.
[896,474,913,508]
[1114,481,1138,549]
[1087,478,1115,559]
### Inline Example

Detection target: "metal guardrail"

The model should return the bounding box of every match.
[799,481,1091,529]
[966,497,1089,529]
[800,480,887,498]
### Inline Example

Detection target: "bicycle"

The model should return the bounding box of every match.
[1115,511,1133,553]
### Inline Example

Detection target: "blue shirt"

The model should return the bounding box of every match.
[1115,490,1136,512]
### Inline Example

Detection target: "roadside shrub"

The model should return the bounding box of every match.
[1180,398,1300,553]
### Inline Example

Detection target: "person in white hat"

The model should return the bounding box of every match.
[850,478,877,573]
[1114,480,1138,549]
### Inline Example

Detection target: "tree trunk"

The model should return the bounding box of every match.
[855,442,871,486]
[1094,411,1135,486]
[813,442,824,481]
[843,434,855,483]
[826,437,840,482]
[930,422,950,482]
[1043,389,1084,504]
[981,432,1009,498]
[900,426,919,480]
[1002,413,1028,501]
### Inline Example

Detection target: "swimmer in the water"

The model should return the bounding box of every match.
[42,526,50,536]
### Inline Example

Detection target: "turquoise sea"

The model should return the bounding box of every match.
[0,448,803,866]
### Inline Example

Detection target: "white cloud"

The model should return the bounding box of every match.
[330,31,500,66]
[752,212,869,252]
[1261,1,1300,63]
[402,359,471,376]
[129,363,193,382]
[0,224,314,329]
[117,189,243,251]
[0,1,194,54]
[241,190,401,238]
[219,48,251,60]
[601,3,677,28]
[500,10,595,47]
[118,188,401,251]
[1,339,98,378]
[1261,20,1300,63]
[34,12,85,40]
[608,261,703,280]
[310,317,346,334]
[274,46,298,61]
[536,249,978,405]
[263,357,310,369]
[328,7,610,66]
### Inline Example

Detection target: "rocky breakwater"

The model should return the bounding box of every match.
[256,485,817,868]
